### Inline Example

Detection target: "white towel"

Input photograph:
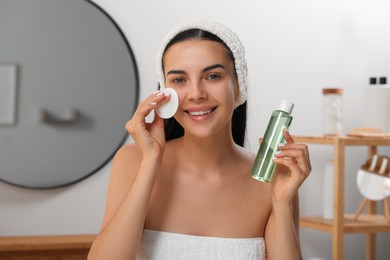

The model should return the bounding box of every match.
[137,229,266,260]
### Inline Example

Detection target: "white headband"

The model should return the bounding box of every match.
[155,19,248,108]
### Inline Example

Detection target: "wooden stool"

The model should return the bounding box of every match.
[354,198,390,222]
[355,155,390,222]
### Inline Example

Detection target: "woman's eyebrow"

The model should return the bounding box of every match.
[166,64,225,76]
[166,69,186,76]
[203,64,226,73]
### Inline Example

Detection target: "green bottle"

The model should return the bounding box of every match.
[251,99,294,182]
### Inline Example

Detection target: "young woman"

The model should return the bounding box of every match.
[88,20,311,260]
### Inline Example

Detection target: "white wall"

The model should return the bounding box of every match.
[1,0,390,259]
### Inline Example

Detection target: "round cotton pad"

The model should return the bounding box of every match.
[155,88,179,119]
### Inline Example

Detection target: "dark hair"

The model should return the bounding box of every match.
[161,29,247,147]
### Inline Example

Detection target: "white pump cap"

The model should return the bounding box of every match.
[278,99,294,114]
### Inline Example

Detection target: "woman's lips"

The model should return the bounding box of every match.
[188,109,213,116]
[184,107,217,119]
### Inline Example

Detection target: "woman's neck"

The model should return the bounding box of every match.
[176,130,242,173]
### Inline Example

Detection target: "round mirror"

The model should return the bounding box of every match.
[0,0,138,189]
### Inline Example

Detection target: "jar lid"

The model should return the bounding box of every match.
[322,88,344,95]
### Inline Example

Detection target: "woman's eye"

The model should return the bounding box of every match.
[206,74,221,80]
[172,78,185,84]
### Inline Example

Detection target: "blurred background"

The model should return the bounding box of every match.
[1,0,390,259]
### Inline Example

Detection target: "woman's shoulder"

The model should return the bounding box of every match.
[237,146,272,190]
[235,144,257,165]
[110,143,143,175]
[116,142,142,159]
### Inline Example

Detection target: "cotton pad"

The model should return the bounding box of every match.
[155,88,179,119]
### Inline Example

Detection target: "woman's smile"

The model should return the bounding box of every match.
[184,106,217,120]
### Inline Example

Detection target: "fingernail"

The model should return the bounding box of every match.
[150,102,157,106]
[164,91,171,97]
[278,143,286,148]
[274,150,282,155]
[156,91,164,96]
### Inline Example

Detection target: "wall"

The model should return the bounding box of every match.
[1,0,390,259]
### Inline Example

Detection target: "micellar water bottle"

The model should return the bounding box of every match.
[251,99,294,182]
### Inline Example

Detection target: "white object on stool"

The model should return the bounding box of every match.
[357,170,390,201]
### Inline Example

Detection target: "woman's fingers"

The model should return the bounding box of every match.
[273,156,310,182]
[135,91,170,119]
[273,157,302,175]
[277,143,311,171]
[272,130,311,180]
[257,130,311,178]
[125,91,172,148]
[126,91,170,129]
[283,129,295,144]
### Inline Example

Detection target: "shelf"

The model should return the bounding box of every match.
[294,135,390,259]
[0,234,95,253]
[301,215,390,234]
[293,135,390,146]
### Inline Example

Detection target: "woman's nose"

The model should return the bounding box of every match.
[187,81,206,101]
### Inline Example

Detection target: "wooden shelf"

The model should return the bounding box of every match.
[294,135,390,146]
[293,135,390,260]
[0,234,96,260]
[301,215,390,234]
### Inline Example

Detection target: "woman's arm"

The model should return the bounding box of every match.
[88,91,170,260]
[265,193,301,260]
[265,130,310,260]
[87,146,160,260]
[293,193,300,243]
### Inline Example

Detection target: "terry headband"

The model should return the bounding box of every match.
[156,19,248,108]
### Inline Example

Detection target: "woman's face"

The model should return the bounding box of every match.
[163,39,239,138]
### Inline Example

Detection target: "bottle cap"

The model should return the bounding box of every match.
[379,77,387,85]
[278,99,294,114]
[155,88,179,119]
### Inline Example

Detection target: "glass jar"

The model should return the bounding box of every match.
[322,88,343,135]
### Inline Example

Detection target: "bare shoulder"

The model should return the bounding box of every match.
[239,145,257,162]
[112,143,142,171]
[234,144,258,172]
[115,142,142,160]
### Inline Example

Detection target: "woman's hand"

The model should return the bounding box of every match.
[125,90,170,159]
[268,129,311,205]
